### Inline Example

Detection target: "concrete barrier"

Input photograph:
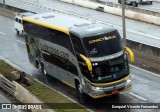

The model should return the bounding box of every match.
[14,81,53,112]
[152,0,160,2]
[127,39,160,71]
[0,7,15,19]
[104,6,160,25]
[60,0,160,25]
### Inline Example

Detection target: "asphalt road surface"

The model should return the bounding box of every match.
[0,89,19,112]
[0,14,160,112]
[100,0,160,12]
[5,0,160,48]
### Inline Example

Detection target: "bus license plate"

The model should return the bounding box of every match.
[112,90,119,94]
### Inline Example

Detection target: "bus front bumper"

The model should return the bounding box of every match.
[86,77,132,98]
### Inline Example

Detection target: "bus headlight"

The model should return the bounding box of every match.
[91,86,102,91]
[92,63,98,66]
[125,78,131,85]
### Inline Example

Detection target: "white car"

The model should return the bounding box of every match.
[14,12,35,35]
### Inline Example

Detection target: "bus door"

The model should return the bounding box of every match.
[70,34,87,75]
[56,51,79,88]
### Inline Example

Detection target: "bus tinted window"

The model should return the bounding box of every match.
[82,30,123,57]
[70,34,85,55]
[23,21,74,54]
[23,21,46,38]
[42,50,78,75]
[48,29,74,53]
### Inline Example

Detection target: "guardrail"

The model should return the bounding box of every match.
[0,57,53,112]
[0,74,16,96]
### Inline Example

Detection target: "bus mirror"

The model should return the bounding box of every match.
[76,52,84,62]
[124,47,134,62]
[80,54,92,72]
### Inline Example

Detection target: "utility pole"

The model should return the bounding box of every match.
[2,0,5,7]
[122,0,126,46]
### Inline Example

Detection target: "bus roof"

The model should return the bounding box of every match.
[16,12,35,17]
[23,12,115,37]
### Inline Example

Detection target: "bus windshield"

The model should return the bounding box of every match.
[82,30,123,58]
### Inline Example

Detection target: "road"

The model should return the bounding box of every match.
[5,0,160,48]
[0,89,19,112]
[0,14,160,112]
[100,0,160,12]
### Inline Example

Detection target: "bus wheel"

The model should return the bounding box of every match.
[38,62,42,73]
[76,82,85,102]
[40,63,48,76]
[77,83,83,95]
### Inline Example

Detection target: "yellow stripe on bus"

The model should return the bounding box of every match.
[22,17,69,35]
[87,74,131,86]
[80,54,92,72]
[62,81,76,89]
[125,47,134,62]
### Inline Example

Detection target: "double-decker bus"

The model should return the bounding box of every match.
[23,12,134,98]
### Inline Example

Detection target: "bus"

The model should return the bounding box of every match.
[23,12,134,98]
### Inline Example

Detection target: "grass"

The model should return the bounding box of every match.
[26,83,89,112]
[0,60,16,81]
[0,59,89,112]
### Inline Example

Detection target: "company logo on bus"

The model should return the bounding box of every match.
[88,35,116,44]
[112,74,117,79]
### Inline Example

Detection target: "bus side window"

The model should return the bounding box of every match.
[70,34,85,55]
[25,22,45,39]
[48,29,74,54]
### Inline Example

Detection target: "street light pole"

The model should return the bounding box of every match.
[2,0,5,7]
[122,0,126,46]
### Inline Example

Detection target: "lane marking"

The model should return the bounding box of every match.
[126,29,160,40]
[0,32,6,35]
[128,92,147,101]
[130,64,160,78]
[17,40,25,44]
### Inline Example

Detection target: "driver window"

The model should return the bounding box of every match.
[71,34,85,55]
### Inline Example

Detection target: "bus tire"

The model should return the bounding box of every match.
[41,64,48,76]
[40,63,48,76]
[75,80,84,98]
[38,62,42,73]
